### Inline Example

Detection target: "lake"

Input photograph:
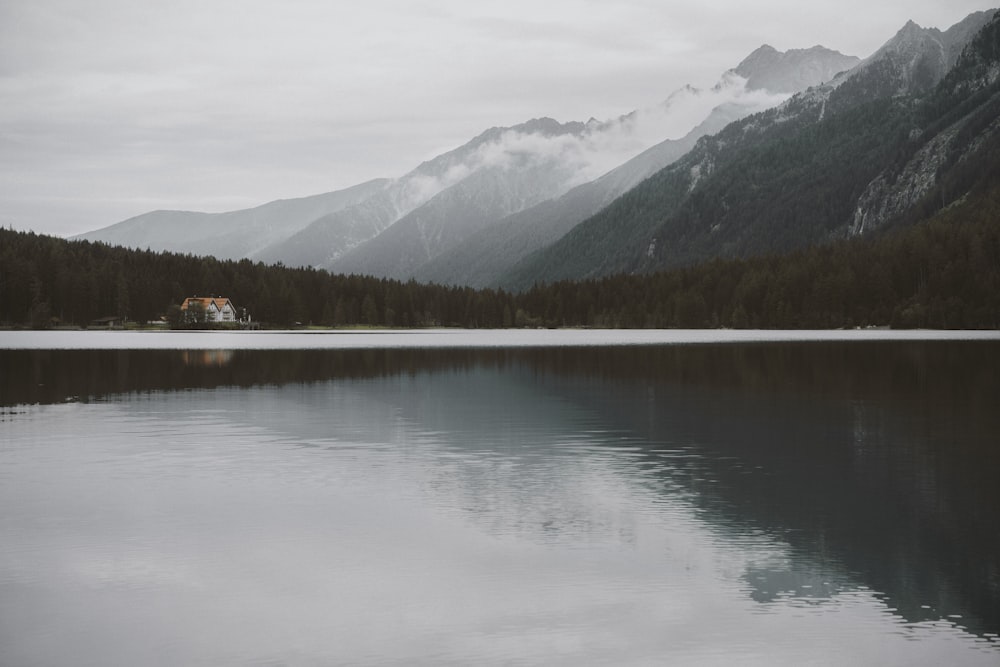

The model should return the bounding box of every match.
[2,330,999,665]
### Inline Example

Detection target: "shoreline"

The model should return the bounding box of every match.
[3,328,999,351]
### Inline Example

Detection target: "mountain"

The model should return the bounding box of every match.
[849,10,1000,235]
[253,118,589,269]
[411,103,748,288]
[826,10,997,108]
[86,23,973,291]
[323,75,789,281]
[319,118,593,278]
[500,10,999,290]
[72,179,389,259]
[354,46,859,285]
[413,46,860,288]
[80,40,853,279]
[733,44,859,93]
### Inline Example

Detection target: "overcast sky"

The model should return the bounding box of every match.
[2,1,996,237]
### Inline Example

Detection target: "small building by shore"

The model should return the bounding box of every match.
[180,296,238,324]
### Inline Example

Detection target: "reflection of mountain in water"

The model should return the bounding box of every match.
[2,341,998,639]
[520,343,1000,639]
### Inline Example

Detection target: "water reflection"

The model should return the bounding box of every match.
[1,341,999,663]
[180,349,234,367]
[515,344,1000,639]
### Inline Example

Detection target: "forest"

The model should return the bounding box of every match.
[1,176,998,331]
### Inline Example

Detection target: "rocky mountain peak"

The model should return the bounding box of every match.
[876,19,939,56]
[868,11,996,69]
[844,10,998,99]
[733,44,860,93]
[513,116,587,137]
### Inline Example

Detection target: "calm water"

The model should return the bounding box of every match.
[2,333,999,665]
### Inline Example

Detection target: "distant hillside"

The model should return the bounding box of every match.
[72,179,390,260]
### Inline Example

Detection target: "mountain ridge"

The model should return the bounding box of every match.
[76,40,859,278]
[733,44,859,93]
[326,43,859,282]
[497,9,998,290]
[74,12,999,293]
[411,102,749,287]
[72,179,391,259]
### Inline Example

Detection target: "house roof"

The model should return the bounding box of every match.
[180,297,233,311]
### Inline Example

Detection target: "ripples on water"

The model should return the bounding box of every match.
[1,340,999,665]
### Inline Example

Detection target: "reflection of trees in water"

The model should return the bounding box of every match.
[4,341,998,409]
[1,341,998,639]
[0,348,478,406]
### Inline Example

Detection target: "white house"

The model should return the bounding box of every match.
[180,296,238,323]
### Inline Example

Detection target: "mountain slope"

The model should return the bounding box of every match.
[325,118,592,278]
[319,46,857,281]
[255,118,589,269]
[500,10,998,290]
[322,85,769,280]
[73,43,858,281]
[409,46,860,287]
[73,179,390,260]
[411,103,746,288]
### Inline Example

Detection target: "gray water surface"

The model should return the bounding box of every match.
[1,340,998,665]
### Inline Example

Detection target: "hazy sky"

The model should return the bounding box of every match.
[2,1,996,237]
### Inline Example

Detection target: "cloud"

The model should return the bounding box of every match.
[410,73,790,205]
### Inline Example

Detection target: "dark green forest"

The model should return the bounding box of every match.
[518,181,1000,329]
[2,175,998,330]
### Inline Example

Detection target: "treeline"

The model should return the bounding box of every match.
[1,181,998,330]
[525,176,1000,330]
[0,232,519,329]
[520,197,1000,330]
